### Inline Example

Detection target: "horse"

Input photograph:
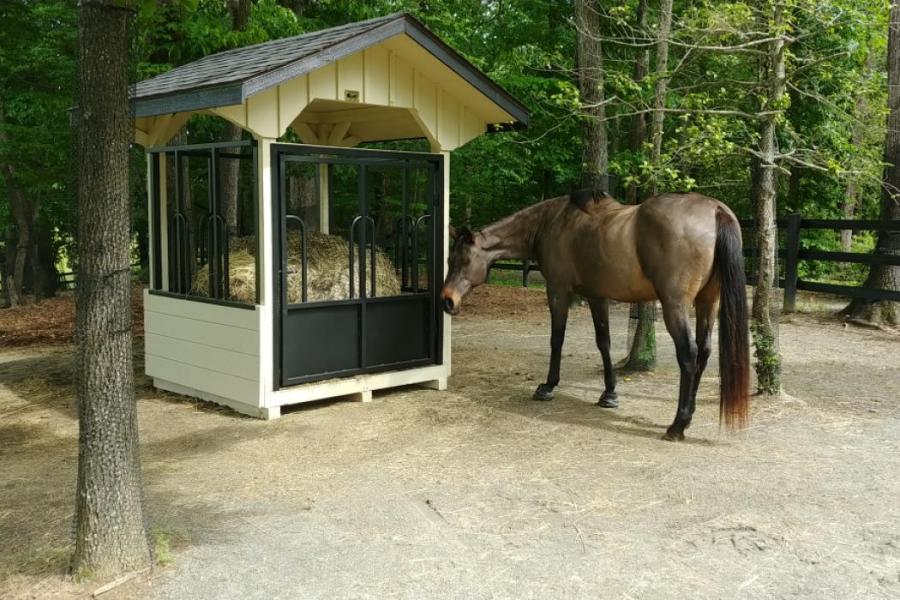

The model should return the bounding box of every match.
[441,190,750,441]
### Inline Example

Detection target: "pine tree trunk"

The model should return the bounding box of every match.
[751,3,786,395]
[221,123,242,232]
[624,0,671,372]
[844,2,900,325]
[576,0,608,193]
[72,0,151,580]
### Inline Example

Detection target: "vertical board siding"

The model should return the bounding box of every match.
[247,87,280,138]
[278,75,309,132]
[337,52,364,100]
[309,62,338,101]
[390,53,414,107]
[364,46,390,105]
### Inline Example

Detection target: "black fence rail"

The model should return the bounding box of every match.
[489,215,900,310]
[740,215,900,311]
[57,262,143,291]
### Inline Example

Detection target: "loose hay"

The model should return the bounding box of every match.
[191,232,402,303]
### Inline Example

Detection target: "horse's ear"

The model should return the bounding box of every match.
[457,226,474,244]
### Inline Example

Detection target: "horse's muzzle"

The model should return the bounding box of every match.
[441,288,460,315]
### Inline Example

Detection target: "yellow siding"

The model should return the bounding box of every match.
[363,46,390,105]
[439,90,460,150]
[212,104,246,130]
[390,53,414,107]
[415,72,437,137]
[247,87,280,138]
[337,53,364,101]
[278,76,308,133]
[309,62,337,101]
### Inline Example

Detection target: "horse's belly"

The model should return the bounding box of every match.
[576,255,657,303]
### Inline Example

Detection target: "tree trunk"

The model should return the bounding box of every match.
[221,123,242,233]
[576,0,608,193]
[751,3,786,395]
[624,0,671,372]
[34,223,59,299]
[72,0,151,581]
[0,106,37,306]
[841,52,874,252]
[625,0,649,205]
[843,3,900,324]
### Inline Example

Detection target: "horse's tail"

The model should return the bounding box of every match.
[715,208,750,431]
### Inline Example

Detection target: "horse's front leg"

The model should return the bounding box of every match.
[533,288,572,401]
[587,297,618,407]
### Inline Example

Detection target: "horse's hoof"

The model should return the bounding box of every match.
[532,384,555,401]
[597,391,618,408]
[661,428,686,442]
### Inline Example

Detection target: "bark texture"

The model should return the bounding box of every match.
[624,0,671,372]
[576,0,608,193]
[72,0,151,580]
[843,5,900,324]
[751,3,786,394]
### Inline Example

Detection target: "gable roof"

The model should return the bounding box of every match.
[134,12,529,126]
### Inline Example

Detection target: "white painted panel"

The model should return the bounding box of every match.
[390,54,413,107]
[461,107,484,147]
[438,90,460,150]
[337,52,364,101]
[278,76,308,133]
[415,73,437,138]
[247,87,280,138]
[212,104,247,129]
[309,63,337,101]
[145,310,259,353]
[441,151,452,373]
[145,333,259,381]
[145,290,259,330]
[146,355,259,406]
[364,46,390,105]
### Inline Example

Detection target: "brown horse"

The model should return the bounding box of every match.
[441,190,750,441]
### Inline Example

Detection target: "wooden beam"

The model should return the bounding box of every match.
[292,121,319,144]
[295,106,402,125]
[327,121,352,145]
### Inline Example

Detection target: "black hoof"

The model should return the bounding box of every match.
[597,391,618,408]
[533,384,555,401]
[662,428,686,442]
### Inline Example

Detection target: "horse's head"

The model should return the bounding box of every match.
[441,225,490,315]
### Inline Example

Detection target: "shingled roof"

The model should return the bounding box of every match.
[134,12,529,126]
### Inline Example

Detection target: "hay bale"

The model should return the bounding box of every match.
[191,232,402,303]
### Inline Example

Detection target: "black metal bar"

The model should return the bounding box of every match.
[210,148,219,298]
[349,215,363,299]
[150,153,161,289]
[358,164,367,368]
[783,213,802,312]
[798,249,900,266]
[252,142,260,304]
[147,139,255,153]
[223,225,230,300]
[148,289,256,310]
[366,215,376,297]
[415,214,431,293]
[797,280,900,303]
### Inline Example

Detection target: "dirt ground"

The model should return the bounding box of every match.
[1,286,898,599]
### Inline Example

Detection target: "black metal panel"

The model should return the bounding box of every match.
[272,143,444,389]
[282,304,361,382]
[365,296,431,366]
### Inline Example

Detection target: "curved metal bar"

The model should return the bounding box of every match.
[365,216,376,297]
[414,214,432,292]
[171,212,188,293]
[285,215,308,303]
[198,213,211,266]
[349,215,364,299]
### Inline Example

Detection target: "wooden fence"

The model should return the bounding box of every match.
[489,215,900,310]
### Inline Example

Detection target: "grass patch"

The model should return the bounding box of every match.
[150,527,189,567]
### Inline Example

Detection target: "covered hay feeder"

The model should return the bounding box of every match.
[134,12,528,418]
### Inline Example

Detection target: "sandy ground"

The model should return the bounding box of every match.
[1,286,899,600]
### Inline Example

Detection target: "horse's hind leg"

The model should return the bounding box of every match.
[533,288,572,401]
[660,301,698,441]
[691,299,717,412]
[588,297,618,407]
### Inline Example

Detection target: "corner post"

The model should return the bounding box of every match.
[439,148,451,378]
[257,137,277,411]
[783,213,802,313]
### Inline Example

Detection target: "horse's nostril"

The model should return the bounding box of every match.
[443,297,455,313]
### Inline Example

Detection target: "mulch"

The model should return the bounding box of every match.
[0,288,145,347]
[0,284,545,347]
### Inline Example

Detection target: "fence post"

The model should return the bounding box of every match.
[522,260,530,288]
[783,213,802,312]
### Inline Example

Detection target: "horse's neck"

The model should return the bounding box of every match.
[479,200,557,261]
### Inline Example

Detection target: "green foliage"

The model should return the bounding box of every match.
[750,321,781,395]
[0,0,892,292]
